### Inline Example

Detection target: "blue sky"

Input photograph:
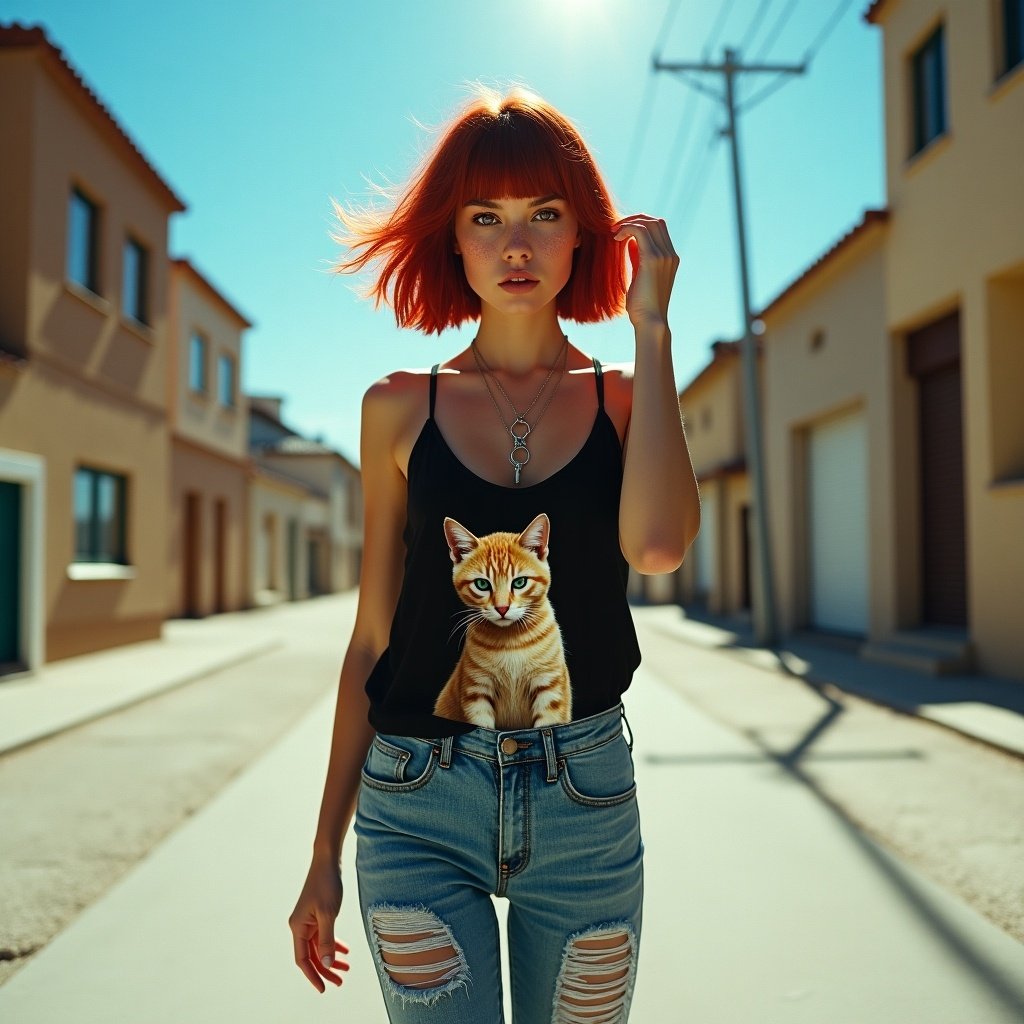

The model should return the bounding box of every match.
[3,0,884,465]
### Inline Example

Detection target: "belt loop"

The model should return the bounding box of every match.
[542,727,558,782]
[620,705,634,752]
[439,735,453,768]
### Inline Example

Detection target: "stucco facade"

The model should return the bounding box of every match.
[0,27,184,669]
[868,0,1024,677]
[168,259,252,618]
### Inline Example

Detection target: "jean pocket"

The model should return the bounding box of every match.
[361,735,438,792]
[560,733,637,808]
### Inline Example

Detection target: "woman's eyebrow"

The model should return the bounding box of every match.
[462,194,564,209]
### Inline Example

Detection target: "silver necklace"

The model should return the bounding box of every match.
[471,335,570,485]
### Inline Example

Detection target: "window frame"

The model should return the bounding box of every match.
[910,23,948,157]
[67,187,101,296]
[1000,0,1023,79]
[122,234,150,326]
[73,466,129,565]
[217,352,236,409]
[189,330,209,394]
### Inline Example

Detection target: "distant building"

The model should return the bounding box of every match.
[670,339,756,619]
[168,257,253,618]
[663,0,1024,681]
[0,24,185,671]
[248,396,362,607]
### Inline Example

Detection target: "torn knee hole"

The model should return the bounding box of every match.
[369,906,470,995]
[554,927,636,1024]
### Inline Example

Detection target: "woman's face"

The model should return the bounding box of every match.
[453,194,581,315]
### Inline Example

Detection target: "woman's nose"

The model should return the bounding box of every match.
[503,225,532,261]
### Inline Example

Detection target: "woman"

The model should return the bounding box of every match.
[288,85,700,1022]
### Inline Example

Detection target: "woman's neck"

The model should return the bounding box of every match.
[470,306,568,377]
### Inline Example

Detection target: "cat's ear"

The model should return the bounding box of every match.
[444,517,479,564]
[517,513,550,561]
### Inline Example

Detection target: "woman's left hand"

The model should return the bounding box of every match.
[612,214,679,332]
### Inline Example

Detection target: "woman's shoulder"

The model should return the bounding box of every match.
[362,366,435,414]
[361,368,436,466]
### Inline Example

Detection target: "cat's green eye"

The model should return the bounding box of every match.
[474,579,491,592]
[512,577,528,590]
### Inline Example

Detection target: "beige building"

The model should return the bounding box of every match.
[168,258,252,618]
[670,340,756,620]
[0,25,185,672]
[667,0,1023,681]
[248,397,362,607]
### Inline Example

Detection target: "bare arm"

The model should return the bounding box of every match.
[613,215,700,575]
[289,375,410,992]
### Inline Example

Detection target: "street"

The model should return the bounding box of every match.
[1,592,1022,1022]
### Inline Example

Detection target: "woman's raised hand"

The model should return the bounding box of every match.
[612,214,680,331]
[288,856,351,993]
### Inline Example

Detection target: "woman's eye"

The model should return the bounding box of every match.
[472,212,499,226]
[534,208,559,221]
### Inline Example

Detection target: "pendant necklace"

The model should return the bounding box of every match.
[471,334,569,486]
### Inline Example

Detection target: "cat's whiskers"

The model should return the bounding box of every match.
[448,607,486,645]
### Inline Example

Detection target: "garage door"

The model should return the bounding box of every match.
[694,483,718,598]
[808,411,869,635]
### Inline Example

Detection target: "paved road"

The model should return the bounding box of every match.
[1,600,1022,1022]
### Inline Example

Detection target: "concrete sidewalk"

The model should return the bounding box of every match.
[632,604,1024,759]
[2,597,1021,762]
[1,658,1023,1022]
[0,597,346,756]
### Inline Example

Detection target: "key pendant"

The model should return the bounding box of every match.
[509,419,531,486]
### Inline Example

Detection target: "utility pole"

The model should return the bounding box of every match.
[653,48,805,648]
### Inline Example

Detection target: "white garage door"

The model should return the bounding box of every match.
[808,411,869,635]
[694,484,718,597]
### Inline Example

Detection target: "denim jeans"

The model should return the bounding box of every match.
[354,703,644,1023]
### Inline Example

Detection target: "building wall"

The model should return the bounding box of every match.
[0,52,32,356]
[875,0,1024,677]
[762,228,892,638]
[169,441,249,618]
[169,263,249,461]
[258,452,363,591]
[249,476,329,606]
[0,44,177,664]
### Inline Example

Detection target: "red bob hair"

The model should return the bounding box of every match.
[331,86,626,335]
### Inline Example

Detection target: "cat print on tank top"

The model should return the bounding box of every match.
[433,512,573,729]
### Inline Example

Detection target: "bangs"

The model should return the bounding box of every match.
[457,110,575,205]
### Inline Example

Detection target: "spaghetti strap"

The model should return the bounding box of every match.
[429,364,439,419]
[592,356,604,410]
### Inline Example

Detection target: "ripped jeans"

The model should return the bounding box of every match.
[354,703,644,1023]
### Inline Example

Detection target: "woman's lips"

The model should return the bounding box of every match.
[499,279,540,293]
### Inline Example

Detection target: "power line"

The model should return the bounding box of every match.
[739,0,776,56]
[751,0,799,62]
[622,0,684,197]
[738,0,855,113]
[673,125,723,251]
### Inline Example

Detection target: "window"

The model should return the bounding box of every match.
[67,189,100,294]
[911,25,947,155]
[74,467,128,564]
[1003,0,1023,76]
[123,237,149,325]
[189,332,208,393]
[218,353,235,408]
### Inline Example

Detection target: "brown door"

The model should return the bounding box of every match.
[213,499,227,613]
[907,312,967,625]
[183,492,201,618]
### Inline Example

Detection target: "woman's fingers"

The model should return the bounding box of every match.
[291,919,327,992]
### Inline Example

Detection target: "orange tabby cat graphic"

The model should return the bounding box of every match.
[433,513,572,729]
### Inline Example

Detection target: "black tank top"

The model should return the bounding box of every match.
[364,357,641,737]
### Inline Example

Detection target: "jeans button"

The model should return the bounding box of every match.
[500,737,518,755]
